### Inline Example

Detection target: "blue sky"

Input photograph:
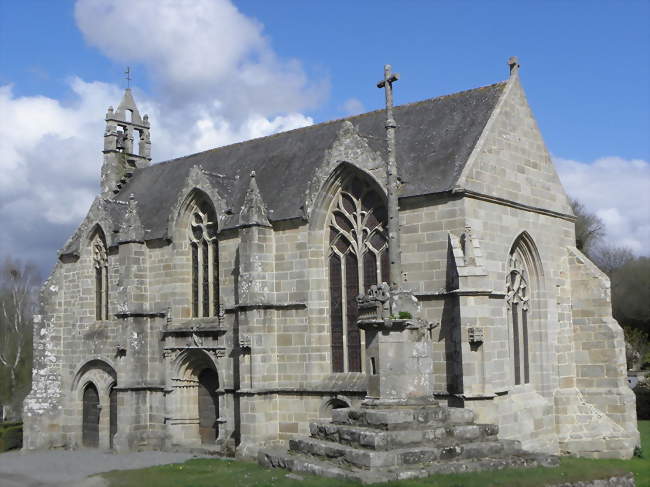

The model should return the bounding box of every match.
[0,0,648,276]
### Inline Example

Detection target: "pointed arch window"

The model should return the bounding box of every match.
[189,199,219,318]
[505,248,531,385]
[328,177,389,372]
[92,233,109,321]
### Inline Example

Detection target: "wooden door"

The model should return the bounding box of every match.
[109,387,117,449]
[82,383,100,448]
[197,369,219,444]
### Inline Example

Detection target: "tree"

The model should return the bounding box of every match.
[611,257,650,335]
[570,198,604,255]
[590,244,634,277]
[0,257,39,416]
[624,327,650,370]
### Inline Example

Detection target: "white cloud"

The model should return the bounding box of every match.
[555,156,650,255]
[74,0,326,121]
[0,80,118,273]
[1,0,325,275]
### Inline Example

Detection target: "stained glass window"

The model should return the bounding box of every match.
[93,233,109,321]
[506,250,530,385]
[328,177,388,372]
[189,200,219,318]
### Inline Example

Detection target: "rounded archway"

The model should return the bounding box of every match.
[167,349,221,447]
[72,359,117,449]
[320,397,351,419]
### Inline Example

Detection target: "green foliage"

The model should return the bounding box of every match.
[0,422,22,452]
[398,311,412,320]
[634,382,650,420]
[612,257,650,336]
[624,327,650,370]
[100,422,650,487]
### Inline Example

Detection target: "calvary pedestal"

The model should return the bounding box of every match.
[259,287,558,483]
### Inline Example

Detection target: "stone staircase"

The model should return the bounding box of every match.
[259,404,559,484]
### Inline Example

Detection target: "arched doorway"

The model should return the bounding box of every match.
[197,369,219,444]
[82,383,100,448]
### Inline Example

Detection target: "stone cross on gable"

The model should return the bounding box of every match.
[124,66,132,89]
[508,56,520,76]
[377,65,402,290]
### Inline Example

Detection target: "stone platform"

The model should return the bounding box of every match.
[258,404,559,484]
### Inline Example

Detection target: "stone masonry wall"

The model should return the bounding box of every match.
[458,72,573,216]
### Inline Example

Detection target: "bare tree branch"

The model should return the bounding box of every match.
[0,256,39,406]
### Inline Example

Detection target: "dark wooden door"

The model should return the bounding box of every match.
[109,387,117,449]
[82,383,100,448]
[197,369,219,444]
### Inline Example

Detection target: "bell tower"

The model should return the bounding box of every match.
[101,86,151,196]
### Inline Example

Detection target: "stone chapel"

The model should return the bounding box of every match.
[23,59,638,461]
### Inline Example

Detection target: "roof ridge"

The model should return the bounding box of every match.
[147,80,508,169]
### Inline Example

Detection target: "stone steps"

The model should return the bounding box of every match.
[289,436,523,469]
[259,448,560,484]
[259,403,559,483]
[331,405,475,430]
[309,420,499,450]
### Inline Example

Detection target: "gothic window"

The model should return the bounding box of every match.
[505,249,531,385]
[189,200,219,318]
[93,233,109,321]
[328,177,388,372]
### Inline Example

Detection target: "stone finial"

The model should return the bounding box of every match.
[239,171,270,227]
[508,56,520,76]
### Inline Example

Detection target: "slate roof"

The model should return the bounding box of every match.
[74,80,507,250]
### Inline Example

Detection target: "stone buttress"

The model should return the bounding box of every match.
[235,172,280,454]
[112,195,167,451]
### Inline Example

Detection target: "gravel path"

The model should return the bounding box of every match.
[0,450,202,487]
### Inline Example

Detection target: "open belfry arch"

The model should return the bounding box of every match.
[24,58,637,471]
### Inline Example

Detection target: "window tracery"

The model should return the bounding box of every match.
[189,200,219,318]
[505,249,530,385]
[93,234,109,321]
[328,177,388,372]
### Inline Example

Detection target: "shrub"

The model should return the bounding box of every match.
[634,383,650,420]
[0,422,22,451]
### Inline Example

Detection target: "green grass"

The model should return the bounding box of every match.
[101,422,650,487]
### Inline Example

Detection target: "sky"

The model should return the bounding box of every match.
[0,0,648,278]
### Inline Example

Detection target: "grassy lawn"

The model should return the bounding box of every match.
[101,421,650,487]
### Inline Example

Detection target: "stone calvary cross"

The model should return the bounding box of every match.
[377,65,402,291]
[347,65,438,407]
